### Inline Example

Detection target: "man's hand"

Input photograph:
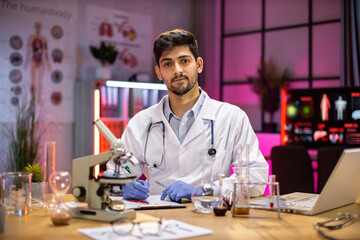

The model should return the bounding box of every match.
[160,180,195,203]
[123,180,149,200]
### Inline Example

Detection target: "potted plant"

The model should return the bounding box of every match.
[24,163,44,201]
[4,88,43,172]
[89,41,118,79]
[248,59,291,132]
[3,89,45,203]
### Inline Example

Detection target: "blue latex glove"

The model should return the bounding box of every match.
[160,180,195,203]
[123,180,149,200]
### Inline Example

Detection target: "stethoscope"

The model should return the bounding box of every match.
[144,121,165,168]
[143,120,216,168]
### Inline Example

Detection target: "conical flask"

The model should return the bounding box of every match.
[191,154,221,213]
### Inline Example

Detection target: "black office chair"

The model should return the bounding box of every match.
[317,146,345,194]
[271,145,314,195]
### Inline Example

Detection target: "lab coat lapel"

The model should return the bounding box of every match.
[182,93,215,146]
[182,117,206,146]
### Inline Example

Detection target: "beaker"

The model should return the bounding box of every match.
[192,155,221,213]
[233,144,250,216]
[233,181,250,215]
[1,172,32,216]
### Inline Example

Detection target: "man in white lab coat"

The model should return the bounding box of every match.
[108,29,269,202]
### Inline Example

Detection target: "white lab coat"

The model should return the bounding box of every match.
[107,91,269,197]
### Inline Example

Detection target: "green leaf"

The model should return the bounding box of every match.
[24,163,43,182]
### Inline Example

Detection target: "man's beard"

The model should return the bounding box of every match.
[168,74,197,96]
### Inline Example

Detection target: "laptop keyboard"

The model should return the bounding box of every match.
[292,196,319,208]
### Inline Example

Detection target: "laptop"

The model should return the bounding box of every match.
[251,148,360,215]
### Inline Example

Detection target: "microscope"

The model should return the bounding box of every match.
[70,119,139,222]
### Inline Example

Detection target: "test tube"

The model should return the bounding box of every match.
[245,144,250,183]
[269,174,276,208]
[219,174,225,207]
[236,146,242,181]
[213,173,227,216]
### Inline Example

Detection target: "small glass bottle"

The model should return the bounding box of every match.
[192,155,220,213]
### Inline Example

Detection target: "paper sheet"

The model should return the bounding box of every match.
[78,219,213,240]
[110,195,186,210]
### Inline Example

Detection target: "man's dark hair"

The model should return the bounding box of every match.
[153,29,199,66]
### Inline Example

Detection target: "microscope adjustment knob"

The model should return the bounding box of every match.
[72,186,86,198]
[96,186,105,197]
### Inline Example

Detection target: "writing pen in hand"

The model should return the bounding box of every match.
[124,166,143,185]
[125,199,149,204]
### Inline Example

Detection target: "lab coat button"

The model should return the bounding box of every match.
[180,147,186,153]
[180,172,186,177]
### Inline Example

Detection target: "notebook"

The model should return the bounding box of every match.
[110,195,186,210]
[251,148,360,215]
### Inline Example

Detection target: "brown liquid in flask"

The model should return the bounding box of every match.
[234,207,249,215]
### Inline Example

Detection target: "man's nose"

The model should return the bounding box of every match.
[174,63,183,76]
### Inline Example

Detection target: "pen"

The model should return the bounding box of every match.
[125,199,149,204]
[124,166,143,185]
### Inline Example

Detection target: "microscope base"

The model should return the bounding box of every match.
[70,208,136,222]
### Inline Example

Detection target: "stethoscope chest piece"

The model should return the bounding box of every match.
[208,147,217,156]
[208,120,216,156]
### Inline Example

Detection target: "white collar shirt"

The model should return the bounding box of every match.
[163,88,206,144]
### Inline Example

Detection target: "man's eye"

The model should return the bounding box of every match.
[182,59,190,63]
[163,62,171,67]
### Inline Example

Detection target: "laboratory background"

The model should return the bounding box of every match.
[2,0,360,239]
[0,0,358,188]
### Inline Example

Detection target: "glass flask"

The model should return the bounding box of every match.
[48,171,72,225]
[191,155,221,213]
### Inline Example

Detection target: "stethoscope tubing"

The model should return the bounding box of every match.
[143,119,216,168]
[144,121,165,168]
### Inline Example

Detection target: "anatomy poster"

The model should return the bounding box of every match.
[85,5,153,80]
[0,0,77,123]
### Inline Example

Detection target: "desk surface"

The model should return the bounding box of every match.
[1,196,360,240]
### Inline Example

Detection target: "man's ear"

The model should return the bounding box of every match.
[197,57,204,74]
[155,65,163,81]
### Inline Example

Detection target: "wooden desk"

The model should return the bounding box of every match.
[1,196,360,240]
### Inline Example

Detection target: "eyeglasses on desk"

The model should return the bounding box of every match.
[314,212,356,240]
